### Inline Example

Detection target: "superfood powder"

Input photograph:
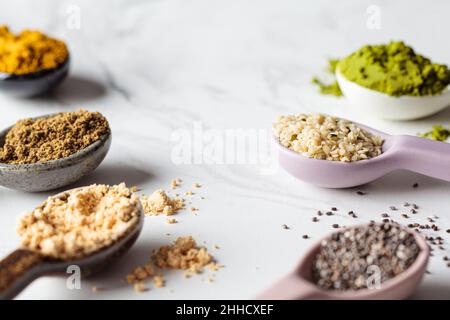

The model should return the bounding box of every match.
[17,183,140,260]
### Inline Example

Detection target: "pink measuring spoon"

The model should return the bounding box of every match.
[256,223,430,300]
[275,121,450,188]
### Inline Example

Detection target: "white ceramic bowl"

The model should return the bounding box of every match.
[336,68,450,120]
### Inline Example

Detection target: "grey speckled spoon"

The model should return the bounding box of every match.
[0,113,111,192]
[0,187,144,300]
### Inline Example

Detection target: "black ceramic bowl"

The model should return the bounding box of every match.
[0,57,70,97]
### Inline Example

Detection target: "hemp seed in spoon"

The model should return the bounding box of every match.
[0,109,110,164]
[273,113,383,162]
[17,183,140,260]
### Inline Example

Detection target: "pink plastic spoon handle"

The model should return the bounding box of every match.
[392,135,450,181]
[255,273,323,300]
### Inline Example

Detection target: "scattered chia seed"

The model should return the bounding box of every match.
[332,224,339,229]
[412,183,419,188]
[331,207,338,211]
[312,217,319,222]
[381,213,389,218]
[302,235,310,239]
[317,210,323,216]
[281,224,290,230]
[356,191,366,195]
[389,206,398,211]
[401,214,409,219]
[312,223,420,291]
[410,209,417,214]
[326,211,334,216]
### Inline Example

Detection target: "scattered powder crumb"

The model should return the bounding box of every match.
[190,207,199,213]
[92,286,99,293]
[167,218,177,224]
[170,179,182,189]
[134,282,147,293]
[130,186,138,193]
[214,244,220,250]
[184,191,194,196]
[193,183,202,188]
[141,189,184,216]
[153,275,165,288]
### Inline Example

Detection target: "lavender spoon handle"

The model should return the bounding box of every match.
[392,135,450,181]
[255,273,323,300]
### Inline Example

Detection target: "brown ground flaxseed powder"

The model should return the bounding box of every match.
[0,109,110,164]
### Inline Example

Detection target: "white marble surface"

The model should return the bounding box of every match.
[0,0,450,299]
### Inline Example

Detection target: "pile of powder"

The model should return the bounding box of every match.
[273,113,383,162]
[312,222,421,291]
[312,59,343,97]
[0,109,110,164]
[126,236,222,292]
[0,25,68,75]
[17,183,140,260]
[141,189,184,216]
[338,41,450,97]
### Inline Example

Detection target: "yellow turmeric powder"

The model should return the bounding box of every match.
[0,25,68,75]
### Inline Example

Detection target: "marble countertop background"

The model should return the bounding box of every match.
[0,0,450,299]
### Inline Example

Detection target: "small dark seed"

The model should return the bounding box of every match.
[331,207,337,211]
[356,191,366,195]
[312,217,319,222]
[381,213,389,218]
[326,211,333,216]
[332,224,339,229]
[412,183,419,188]
[302,235,309,239]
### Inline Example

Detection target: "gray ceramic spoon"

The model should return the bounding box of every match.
[0,113,111,192]
[0,187,144,300]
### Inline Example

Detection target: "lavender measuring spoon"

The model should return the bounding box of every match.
[275,121,450,188]
[256,223,429,300]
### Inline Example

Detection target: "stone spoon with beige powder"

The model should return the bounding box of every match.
[0,183,143,300]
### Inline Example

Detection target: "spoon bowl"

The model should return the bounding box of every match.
[275,119,450,188]
[0,113,111,192]
[257,223,429,300]
[0,58,70,97]
[336,68,450,120]
[0,186,144,300]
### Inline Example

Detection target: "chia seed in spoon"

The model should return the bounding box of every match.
[312,222,420,291]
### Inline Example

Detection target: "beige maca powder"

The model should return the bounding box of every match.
[17,183,140,260]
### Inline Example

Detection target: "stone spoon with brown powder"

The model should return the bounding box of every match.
[0,183,144,300]
[0,109,111,192]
